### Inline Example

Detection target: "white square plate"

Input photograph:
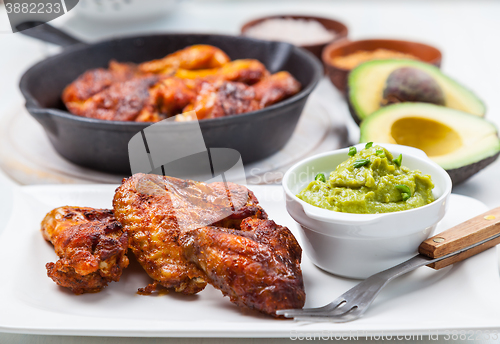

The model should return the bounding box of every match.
[0,185,499,337]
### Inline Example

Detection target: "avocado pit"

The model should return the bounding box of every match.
[383,67,445,106]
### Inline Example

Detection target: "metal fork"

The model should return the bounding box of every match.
[277,229,500,322]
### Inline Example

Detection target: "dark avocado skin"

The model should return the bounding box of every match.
[347,86,362,126]
[447,152,500,186]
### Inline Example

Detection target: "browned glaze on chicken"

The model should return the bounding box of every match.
[180,218,305,316]
[62,45,300,122]
[175,59,269,85]
[112,173,305,316]
[62,61,138,106]
[139,44,231,74]
[135,77,198,122]
[185,81,261,120]
[65,76,159,121]
[41,206,129,294]
[112,174,266,295]
[253,71,302,107]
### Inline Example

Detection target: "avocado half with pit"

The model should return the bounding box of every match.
[348,59,486,124]
[359,103,500,185]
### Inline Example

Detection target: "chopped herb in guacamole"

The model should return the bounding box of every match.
[297,145,435,214]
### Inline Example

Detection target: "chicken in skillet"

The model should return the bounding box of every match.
[61,45,301,122]
[41,206,129,294]
[138,44,231,74]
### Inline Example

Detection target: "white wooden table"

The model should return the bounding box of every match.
[1,1,499,343]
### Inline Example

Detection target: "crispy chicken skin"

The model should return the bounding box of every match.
[180,218,305,316]
[62,45,301,122]
[185,81,261,120]
[66,76,159,121]
[253,71,302,107]
[62,60,138,105]
[112,174,266,295]
[113,173,305,316]
[135,77,198,122]
[41,206,129,294]
[175,59,269,85]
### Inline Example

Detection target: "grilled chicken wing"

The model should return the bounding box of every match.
[185,81,261,120]
[139,45,231,74]
[66,76,159,121]
[180,217,305,316]
[41,206,129,294]
[62,60,138,106]
[112,174,265,295]
[113,173,305,316]
[175,59,269,85]
[253,71,302,107]
[135,77,198,122]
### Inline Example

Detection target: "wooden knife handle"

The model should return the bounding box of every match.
[418,207,500,270]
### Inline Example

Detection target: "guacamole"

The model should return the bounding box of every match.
[297,145,435,214]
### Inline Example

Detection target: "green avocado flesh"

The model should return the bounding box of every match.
[359,103,500,184]
[348,59,486,122]
[297,146,435,214]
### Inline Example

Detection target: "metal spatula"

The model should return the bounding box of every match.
[277,207,500,322]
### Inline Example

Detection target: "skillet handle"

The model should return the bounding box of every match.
[419,206,500,269]
[16,21,84,47]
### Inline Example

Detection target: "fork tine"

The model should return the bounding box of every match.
[281,305,353,318]
[294,309,362,323]
[291,305,355,317]
[276,296,346,317]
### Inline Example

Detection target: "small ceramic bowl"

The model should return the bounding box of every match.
[241,15,348,60]
[283,143,452,279]
[322,39,442,93]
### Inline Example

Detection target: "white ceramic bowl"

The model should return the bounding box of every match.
[283,143,452,279]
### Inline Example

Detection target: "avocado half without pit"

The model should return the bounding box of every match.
[359,103,500,185]
[348,59,486,124]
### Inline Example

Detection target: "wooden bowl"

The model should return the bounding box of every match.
[241,15,348,60]
[322,39,442,93]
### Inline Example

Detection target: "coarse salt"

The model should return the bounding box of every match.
[244,18,337,46]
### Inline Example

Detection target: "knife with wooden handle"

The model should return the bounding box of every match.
[419,207,500,269]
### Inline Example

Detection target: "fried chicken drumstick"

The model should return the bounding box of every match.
[41,206,129,294]
[113,174,305,316]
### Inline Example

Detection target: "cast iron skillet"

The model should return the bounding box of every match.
[18,22,323,175]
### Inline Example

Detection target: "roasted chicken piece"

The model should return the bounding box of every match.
[62,44,301,122]
[66,76,159,121]
[180,217,305,316]
[139,44,231,74]
[185,81,261,120]
[135,77,198,122]
[175,59,270,85]
[113,174,265,295]
[41,206,129,294]
[113,173,305,316]
[62,60,138,107]
[253,71,302,107]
